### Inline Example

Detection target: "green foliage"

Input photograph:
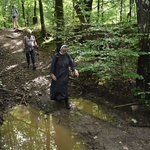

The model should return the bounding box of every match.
[69,23,140,86]
[131,118,137,124]
[134,91,150,107]
[123,73,143,80]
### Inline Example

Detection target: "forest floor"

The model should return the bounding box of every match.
[0,28,150,150]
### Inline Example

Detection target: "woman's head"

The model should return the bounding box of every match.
[59,44,68,54]
[26,29,32,37]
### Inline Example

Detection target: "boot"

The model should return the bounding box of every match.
[27,63,30,68]
[65,98,71,109]
[33,65,36,70]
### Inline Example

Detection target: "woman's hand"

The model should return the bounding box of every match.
[50,73,57,81]
[74,69,79,78]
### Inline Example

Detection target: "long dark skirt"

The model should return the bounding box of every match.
[50,92,67,101]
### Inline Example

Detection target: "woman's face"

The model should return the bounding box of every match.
[27,33,31,37]
[61,46,68,54]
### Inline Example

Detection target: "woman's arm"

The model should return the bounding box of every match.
[50,54,59,80]
[50,73,57,81]
[67,54,79,77]
[73,69,79,77]
[22,37,26,48]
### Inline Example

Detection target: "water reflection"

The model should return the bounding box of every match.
[0,105,89,150]
[72,98,113,122]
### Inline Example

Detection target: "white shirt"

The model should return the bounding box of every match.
[24,35,35,47]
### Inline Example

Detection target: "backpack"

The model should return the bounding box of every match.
[54,53,71,67]
[15,9,18,14]
[11,9,18,16]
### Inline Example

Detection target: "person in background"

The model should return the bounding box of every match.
[23,29,38,70]
[50,44,79,109]
[10,5,20,29]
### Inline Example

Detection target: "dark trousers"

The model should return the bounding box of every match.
[26,50,35,65]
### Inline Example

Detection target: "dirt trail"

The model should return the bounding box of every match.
[0,28,150,150]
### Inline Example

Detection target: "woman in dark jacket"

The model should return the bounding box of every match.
[50,44,79,109]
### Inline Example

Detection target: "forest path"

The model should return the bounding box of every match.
[0,28,150,150]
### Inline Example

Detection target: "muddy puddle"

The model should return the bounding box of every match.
[0,98,114,150]
[72,98,113,122]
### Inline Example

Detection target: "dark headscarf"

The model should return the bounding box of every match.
[57,44,68,52]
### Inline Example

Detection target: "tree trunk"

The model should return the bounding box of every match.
[33,0,38,24]
[101,0,104,22]
[84,0,93,23]
[97,0,100,22]
[55,0,64,49]
[38,0,46,38]
[136,0,150,93]
[127,0,135,22]
[74,4,87,24]
[120,0,123,22]
[34,0,37,16]
[21,0,26,26]
[74,0,93,24]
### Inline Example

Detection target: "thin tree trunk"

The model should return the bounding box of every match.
[127,0,135,22]
[74,4,87,24]
[97,0,100,22]
[101,0,104,22]
[34,0,37,16]
[38,0,46,38]
[120,0,123,22]
[55,0,64,48]
[33,0,38,24]
[21,0,26,26]
[136,0,150,93]
[84,0,93,23]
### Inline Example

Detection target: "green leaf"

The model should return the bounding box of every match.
[131,118,137,124]
[123,73,144,80]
